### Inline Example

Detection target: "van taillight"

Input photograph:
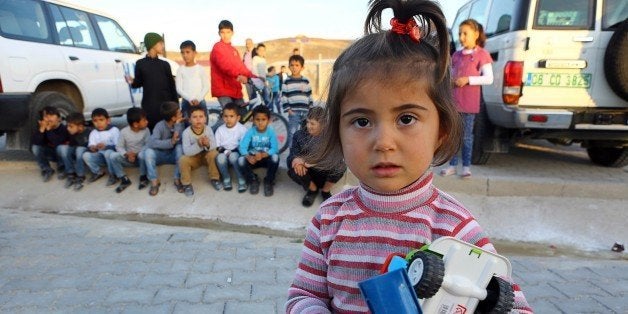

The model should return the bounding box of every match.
[503,61,523,104]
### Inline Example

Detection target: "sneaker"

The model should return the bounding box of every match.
[210,179,223,191]
[57,171,67,180]
[73,177,85,191]
[64,174,76,189]
[321,191,332,202]
[223,181,233,191]
[237,183,248,193]
[263,181,274,197]
[183,184,194,197]
[460,167,472,179]
[42,169,55,182]
[302,189,318,207]
[115,176,132,193]
[106,175,119,186]
[439,166,456,177]
[249,177,260,195]
[88,171,105,183]
[138,175,149,190]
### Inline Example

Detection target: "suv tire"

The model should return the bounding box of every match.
[586,145,628,167]
[471,99,493,165]
[603,20,628,101]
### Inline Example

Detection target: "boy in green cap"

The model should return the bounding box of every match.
[126,32,178,131]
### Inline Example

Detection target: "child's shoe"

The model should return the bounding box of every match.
[57,171,67,180]
[73,176,85,191]
[460,167,472,179]
[149,181,161,196]
[183,184,194,197]
[302,189,318,207]
[223,181,233,191]
[88,171,105,183]
[321,191,332,202]
[64,174,76,188]
[439,166,456,177]
[263,181,274,197]
[42,169,55,182]
[237,183,248,193]
[249,176,260,195]
[173,179,184,193]
[210,179,223,191]
[106,174,119,186]
[115,176,132,193]
[138,175,149,190]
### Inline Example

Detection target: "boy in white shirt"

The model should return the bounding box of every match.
[214,103,248,192]
[82,108,120,184]
[176,40,209,122]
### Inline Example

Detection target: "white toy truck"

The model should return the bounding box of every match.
[359,236,515,314]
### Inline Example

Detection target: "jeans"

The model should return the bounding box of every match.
[32,144,72,173]
[288,110,308,147]
[140,145,182,181]
[83,149,115,175]
[181,99,207,123]
[268,91,281,113]
[71,146,88,177]
[449,113,476,167]
[109,151,143,178]
[216,151,245,186]
[238,154,279,184]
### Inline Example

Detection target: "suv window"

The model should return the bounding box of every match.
[50,4,100,49]
[0,0,50,42]
[468,0,489,27]
[603,0,628,29]
[94,15,136,53]
[534,0,594,29]
[485,0,516,36]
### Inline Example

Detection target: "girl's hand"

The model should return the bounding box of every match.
[38,119,46,133]
[455,77,470,87]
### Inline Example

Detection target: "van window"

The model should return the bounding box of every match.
[485,0,516,36]
[50,4,100,49]
[534,0,594,29]
[94,15,136,53]
[603,0,628,29]
[0,0,50,42]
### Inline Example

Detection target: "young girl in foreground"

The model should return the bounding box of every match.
[286,0,532,313]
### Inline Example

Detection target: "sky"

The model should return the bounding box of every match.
[63,0,468,51]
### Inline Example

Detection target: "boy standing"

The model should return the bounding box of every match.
[281,55,313,144]
[126,32,177,130]
[210,20,254,108]
[31,106,72,182]
[139,101,185,196]
[176,40,209,121]
[266,66,281,113]
[238,105,279,197]
[82,108,120,185]
[65,113,92,190]
[109,108,150,193]
[214,103,248,193]
[178,107,222,197]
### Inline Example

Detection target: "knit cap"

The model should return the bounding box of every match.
[144,32,163,51]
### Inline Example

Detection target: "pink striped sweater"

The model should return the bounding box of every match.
[286,171,532,313]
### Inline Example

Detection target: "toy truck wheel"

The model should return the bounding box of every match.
[476,276,515,314]
[406,251,444,299]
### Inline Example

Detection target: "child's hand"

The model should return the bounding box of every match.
[246,154,257,165]
[455,77,469,87]
[191,100,200,106]
[254,152,264,161]
[125,75,133,84]
[89,145,98,152]
[236,75,248,84]
[171,132,180,144]
[38,119,47,133]
[96,143,105,150]
[126,151,137,163]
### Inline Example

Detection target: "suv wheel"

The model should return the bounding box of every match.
[471,99,493,165]
[603,20,628,101]
[587,145,628,168]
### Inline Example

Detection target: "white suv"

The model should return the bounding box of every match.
[0,0,144,149]
[452,0,628,167]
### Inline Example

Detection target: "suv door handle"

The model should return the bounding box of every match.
[68,56,79,61]
[115,59,122,63]
[573,36,593,42]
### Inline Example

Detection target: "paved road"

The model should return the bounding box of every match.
[0,210,626,314]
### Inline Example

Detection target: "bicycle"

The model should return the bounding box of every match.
[207,79,290,154]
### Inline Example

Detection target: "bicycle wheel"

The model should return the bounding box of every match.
[270,113,290,154]
[207,108,222,132]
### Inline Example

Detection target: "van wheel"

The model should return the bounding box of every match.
[587,146,628,167]
[8,92,78,150]
[476,277,515,314]
[406,251,444,299]
[472,100,492,165]
[603,20,628,101]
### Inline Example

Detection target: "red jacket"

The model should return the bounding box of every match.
[210,40,253,99]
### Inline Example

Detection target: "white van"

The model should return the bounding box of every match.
[452,0,628,167]
[0,0,144,149]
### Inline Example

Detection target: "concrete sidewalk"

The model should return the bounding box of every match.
[0,209,626,313]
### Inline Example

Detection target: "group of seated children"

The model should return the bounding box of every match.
[31,101,295,199]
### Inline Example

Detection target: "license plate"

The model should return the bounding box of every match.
[525,73,591,88]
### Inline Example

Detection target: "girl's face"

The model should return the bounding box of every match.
[459,24,479,49]
[339,80,442,192]
[306,118,321,136]
[256,46,266,57]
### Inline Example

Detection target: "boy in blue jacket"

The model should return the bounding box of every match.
[238,105,279,196]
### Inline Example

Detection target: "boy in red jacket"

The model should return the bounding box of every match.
[209,20,254,110]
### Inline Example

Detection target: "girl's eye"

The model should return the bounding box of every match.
[352,118,370,128]
[398,114,417,126]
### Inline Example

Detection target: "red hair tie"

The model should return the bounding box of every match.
[390,17,421,43]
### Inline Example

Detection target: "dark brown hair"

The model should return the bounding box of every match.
[309,0,461,171]
[459,19,487,48]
